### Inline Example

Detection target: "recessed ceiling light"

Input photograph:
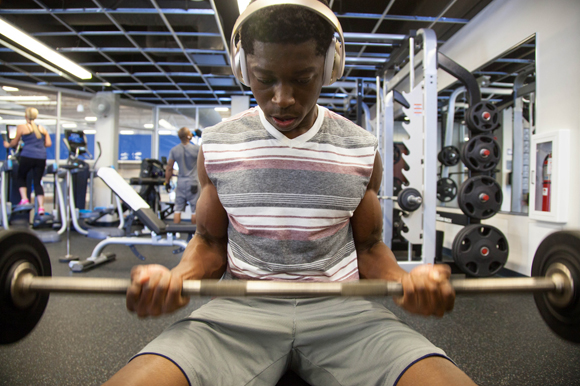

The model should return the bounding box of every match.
[62,123,78,128]
[2,86,18,92]
[83,129,96,134]
[144,123,154,129]
[85,116,97,122]
[214,107,230,112]
[120,130,135,135]
[158,130,173,135]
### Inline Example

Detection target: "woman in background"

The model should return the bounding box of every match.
[3,107,52,214]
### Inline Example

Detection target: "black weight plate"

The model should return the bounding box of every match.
[397,187,422,212]
[458,176,503,219]
[532,231,580,343]
[465,101,500,134]
[460,135,501,172]
[452,224,509,277]
[0,230,51,344]
[437,146,460,167]
[437,178,458,202]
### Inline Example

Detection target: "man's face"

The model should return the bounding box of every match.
[246,40,325,138]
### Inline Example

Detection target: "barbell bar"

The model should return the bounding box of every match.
[1,229,579,345]
[10,263,569,301]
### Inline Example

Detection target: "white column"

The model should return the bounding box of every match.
[152,106,159,159]
[92,92,120,208]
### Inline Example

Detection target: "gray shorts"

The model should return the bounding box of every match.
[133,297,452,386]
[174,181,199,213]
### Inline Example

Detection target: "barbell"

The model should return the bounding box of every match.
[1,229,579,345]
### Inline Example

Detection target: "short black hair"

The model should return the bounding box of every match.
[240,0,335,56]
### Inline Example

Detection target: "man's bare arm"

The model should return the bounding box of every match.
[127,148,229,317]
[351,153,454,317]
[171,148,228,280]
[351,153,407,282]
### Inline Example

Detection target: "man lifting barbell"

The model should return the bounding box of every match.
[102,2,474,385]
[1,1,578,385]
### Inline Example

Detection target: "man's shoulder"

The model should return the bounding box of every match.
[319,107,378,145]
[203,107,261,135]
[202,107,269,145]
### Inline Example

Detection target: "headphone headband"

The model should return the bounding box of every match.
[230,0,345,87]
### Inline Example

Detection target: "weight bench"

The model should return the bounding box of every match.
[69,167,196,272]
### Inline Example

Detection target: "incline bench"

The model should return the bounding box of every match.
[69,167,196,272]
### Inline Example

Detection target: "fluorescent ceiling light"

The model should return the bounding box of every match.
[0,17,92,80]
[159,119,174,130]
[83,129,96,134]
[2,86,18,92]
[214,107,230,112]
[0,95,49,101]
[62,123,77,128]
[120,130,135,135]
[143,123,154,129]
[18,101,57,106]
[0,116,3,120]
[158,130,173,135]
[85,116,97,122]
[238,0,251,14]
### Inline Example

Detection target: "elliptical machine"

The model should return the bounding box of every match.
[0,130,67,243]
[61,130,124,239]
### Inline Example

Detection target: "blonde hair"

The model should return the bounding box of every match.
[25,107,41,139]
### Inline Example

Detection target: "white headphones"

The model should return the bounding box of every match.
[230,0,346,87]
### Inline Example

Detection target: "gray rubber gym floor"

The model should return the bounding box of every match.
[1,232,579,386]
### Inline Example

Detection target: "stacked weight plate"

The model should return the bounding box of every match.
[452,101,508,277]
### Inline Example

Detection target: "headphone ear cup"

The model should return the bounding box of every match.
[239,46,249,87]
[332,39,343,83]
[322,37,342,86]
[233,42,250,87]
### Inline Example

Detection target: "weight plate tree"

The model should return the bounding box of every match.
[465,101,500,134]
[437,146,460,166]
[437,178,458,202]
[0,229,579,343]
[452,224,509,278]
[458,176,503,219]
[460,135,501,173]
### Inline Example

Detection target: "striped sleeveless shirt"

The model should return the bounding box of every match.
[202,105,378,282]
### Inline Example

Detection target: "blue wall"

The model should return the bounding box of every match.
[159,135,181,160]
[119,134,151,161]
